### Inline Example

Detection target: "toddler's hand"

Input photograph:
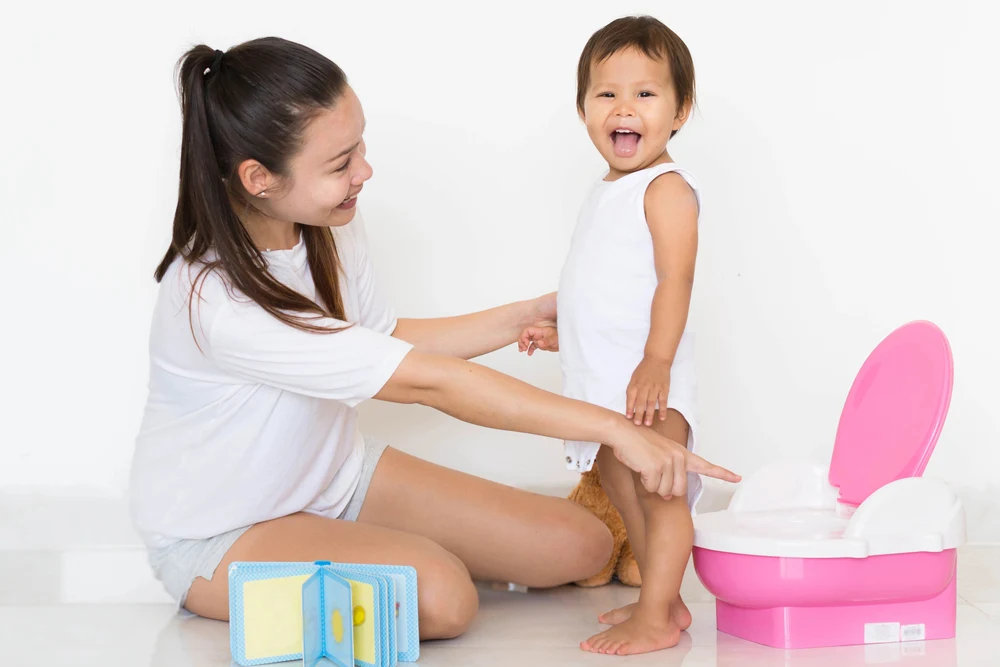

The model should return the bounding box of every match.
[518,326,559,356]
[626,356,672,426]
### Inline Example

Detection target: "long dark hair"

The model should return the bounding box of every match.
[157,37,349,333]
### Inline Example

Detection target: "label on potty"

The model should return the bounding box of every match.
[901,624,926,642]
[864,622,901,644]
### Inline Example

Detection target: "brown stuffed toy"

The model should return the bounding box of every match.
[567,466,641,587]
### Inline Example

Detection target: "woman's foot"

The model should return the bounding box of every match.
[581,606,682,655]
[598,595,691,630]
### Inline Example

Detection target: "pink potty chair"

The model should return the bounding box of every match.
[692,321,964,649]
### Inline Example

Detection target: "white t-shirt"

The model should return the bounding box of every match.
[129,213,413,550]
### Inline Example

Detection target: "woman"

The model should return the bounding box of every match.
[130,37,739,639]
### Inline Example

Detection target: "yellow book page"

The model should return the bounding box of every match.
[348,580,376,664]
[243,575,310,660]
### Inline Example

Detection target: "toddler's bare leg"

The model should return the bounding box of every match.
[582,411,694,655]
[592,445,646,624]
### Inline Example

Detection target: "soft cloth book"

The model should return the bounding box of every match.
[228,560,419,667]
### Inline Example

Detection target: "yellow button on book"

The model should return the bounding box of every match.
[353,605,366,626]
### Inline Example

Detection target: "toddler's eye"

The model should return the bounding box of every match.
[598,92,614,98]
[638,91,655,98]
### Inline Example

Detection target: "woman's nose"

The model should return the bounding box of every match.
[353,156,373,185]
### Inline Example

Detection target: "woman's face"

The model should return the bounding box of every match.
[265,85,373,228]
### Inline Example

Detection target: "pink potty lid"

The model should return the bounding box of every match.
[829,321,954,507]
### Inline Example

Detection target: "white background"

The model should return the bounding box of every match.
[2,1,998,539]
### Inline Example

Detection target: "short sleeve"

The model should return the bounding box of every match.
[349,215,398,335]
[208,299,414,407]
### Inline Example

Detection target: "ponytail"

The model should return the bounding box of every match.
[157,39,350,334]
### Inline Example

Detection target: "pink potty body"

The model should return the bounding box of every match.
[693,321,964,649]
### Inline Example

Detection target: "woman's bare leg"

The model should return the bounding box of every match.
[183,512,479,640]
[357,447,614,588]
[184,445,614,640]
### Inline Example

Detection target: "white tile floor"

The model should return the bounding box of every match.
[2,493,997,666]
[0,545,997,666]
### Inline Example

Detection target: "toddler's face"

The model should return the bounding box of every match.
[580,49,688,177]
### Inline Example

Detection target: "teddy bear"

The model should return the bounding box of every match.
[567,465,641,587]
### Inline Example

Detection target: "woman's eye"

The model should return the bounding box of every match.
[332,159,350,174]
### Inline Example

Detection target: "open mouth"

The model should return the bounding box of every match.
[610,128,641,158]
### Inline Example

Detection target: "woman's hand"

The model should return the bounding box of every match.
[376,350,740,501]
[390,291,559,360]
[609,418,739,499]
[626,355,672,426]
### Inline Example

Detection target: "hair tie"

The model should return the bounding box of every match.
[203,49,225,77]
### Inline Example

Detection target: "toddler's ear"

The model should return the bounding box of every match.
[673,100,693,132]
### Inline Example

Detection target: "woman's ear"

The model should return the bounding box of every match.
[237,159,276,197]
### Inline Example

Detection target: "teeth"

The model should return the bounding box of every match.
[614,129,636,134]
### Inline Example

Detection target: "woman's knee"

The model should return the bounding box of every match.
[519,500,613,588]
[561,503,615,581]
[417,545,479,640]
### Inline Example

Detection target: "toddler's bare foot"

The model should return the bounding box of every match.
[597,602,636,625]
[599,595,691,629]
[582,607,682,655]
[672,596,692,631]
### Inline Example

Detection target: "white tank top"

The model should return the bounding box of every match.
[557,163,702,506]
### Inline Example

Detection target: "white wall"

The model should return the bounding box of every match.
[2,1,998,538]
